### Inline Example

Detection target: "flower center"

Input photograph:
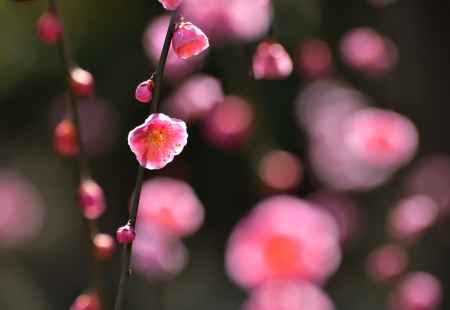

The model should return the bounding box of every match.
[264,234,301,275]
[148,129,166,148]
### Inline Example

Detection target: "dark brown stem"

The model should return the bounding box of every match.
[47,0,104,306]
[113,10,180,310]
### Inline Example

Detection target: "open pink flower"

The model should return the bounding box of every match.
[128,113,188,170]
[159,0,183,10]
[172,21,209,59]
[253,41,293,80]
[137,177,204,237]
[243,281,335,310]
[226,196,341,289]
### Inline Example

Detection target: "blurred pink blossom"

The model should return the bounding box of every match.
[297,39,334,80]
[37,12,62,45]
[243,281,335,310]
[137,177,204,238]
[389,272,442,310]
[0,173,44,248]
[164,74,224,122]
[340,27,398,77]
[342,108,418,170]
[387,195,439,243]
[128,113,188,170]
[203,96,254,149]
[405,155,450,215]
[70,292,101,310]
[366,244,408,283]
[181,0,272,43]
[253,42,293,80]
[143,15,203,80]
[79,179,106,220]
[258,150,303,192]
[226,196,341,289]
[308,191,362,244]
[132,227,188,280]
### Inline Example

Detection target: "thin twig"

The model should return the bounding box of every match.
[47,0,104,306]
[113,10,180,310]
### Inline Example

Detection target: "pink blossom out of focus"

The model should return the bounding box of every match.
[366,244,408,283]
[243,281,335,310]
[298,39,334,80]
[116,225,136,244]
[37,12,62,44]
[405,155,450,215]
[70,293,101,310]
[137,177,204,238]
[258,150,303,192]
[50,95,121,157]
[132,227,188,280]
[135,79,154,104]
[93,233,115,261]
[70,67,95,97]
[253,42,293,80]
[128,113,188,170]
[79,179,105,220]
[387,195,439,243]
[340,27,398,77]
[159,0,183,10]
[54,119,78,157]
[143,15,203,80]
[308,191,362,244]
[226,196,341,289]
[172,21,209,60]
[295,81,395,190]
[203,96,254,150]
[181,0,272,43]
[389,272,442,310]
[0,173,44,248]
[343,108,419,170]
[164,74,224,122]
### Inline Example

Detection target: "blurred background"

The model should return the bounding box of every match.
[1,0,450,309]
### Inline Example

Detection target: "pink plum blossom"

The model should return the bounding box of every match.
[159,0,183,10]
[144,15,203,80]
[79,178,106,220]
[37,12,62,44]
[181,0,272,43]
[164,74,224,122]
[389,272,442,310]
[70,67,95,97]
[128,113,188,170]
[203,95,254,149]
[342,108,419,169]
[243,281,335,310]
[172,21,209,59]
[132,227,188,280]
[340,27,398,77]
[135,79,154,103]
[258,150,303,192]
[70,293,101,310]
[54,119,78,157]
[0,173,44,248]
[387,195,439,243]
[93,233,115,261]
[253,42,293,80]
[298,39,334,80]
[366,244,408,283]
[226,196,341,289]
[137,177,204,237]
